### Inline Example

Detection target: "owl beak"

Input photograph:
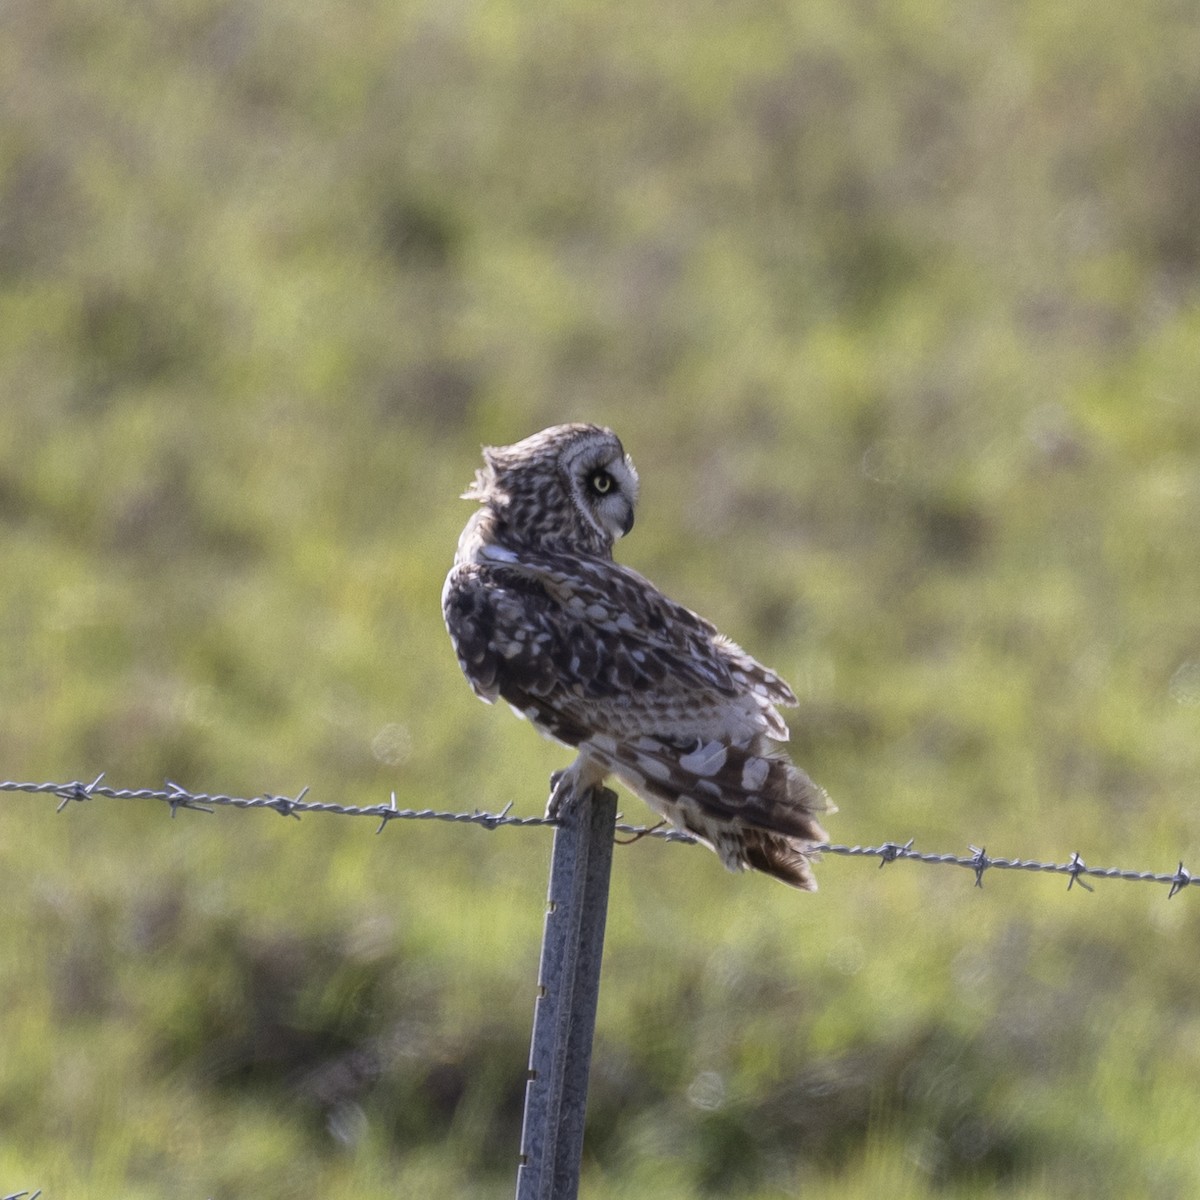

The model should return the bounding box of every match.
[619,504,635,537]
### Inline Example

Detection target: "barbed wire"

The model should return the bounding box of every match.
[0,775,1192,898]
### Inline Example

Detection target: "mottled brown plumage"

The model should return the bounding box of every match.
[442,424,833,889]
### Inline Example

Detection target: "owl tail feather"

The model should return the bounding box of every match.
[722,748,831,890]
[739,829,822,891]
[599,734,833,890]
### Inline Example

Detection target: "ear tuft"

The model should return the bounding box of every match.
[461,464,494,500]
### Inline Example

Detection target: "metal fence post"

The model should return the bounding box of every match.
[515,786,618,1200]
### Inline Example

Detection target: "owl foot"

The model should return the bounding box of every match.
[545,769,575,819]
[546,756,613,820]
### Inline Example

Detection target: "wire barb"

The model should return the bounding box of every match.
[2,778,1194,899]
[969,845,991,888]
[54,772,106,812]
[165,779,215,817]
[1168,862,1191,899]
[477,800,516,830]
[877,838,915,868]
[375,791,401,834]
[614,819,666,845]
[1066,852,1094,893]
[262,786,309,820]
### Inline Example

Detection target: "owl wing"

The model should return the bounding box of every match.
[444,546,795,746]
[444,548,831,889]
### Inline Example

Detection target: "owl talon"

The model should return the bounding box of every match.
[546,770,575,819]
[546,769,567,818]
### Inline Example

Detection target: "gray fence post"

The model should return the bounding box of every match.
[515,786,618,1200]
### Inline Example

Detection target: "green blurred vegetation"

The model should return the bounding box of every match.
[2,0,1199,1195]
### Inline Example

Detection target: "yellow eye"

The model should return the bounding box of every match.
[589,470,614,495]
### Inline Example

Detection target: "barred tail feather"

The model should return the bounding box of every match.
[739,829,823,891]
[594,733,834,890]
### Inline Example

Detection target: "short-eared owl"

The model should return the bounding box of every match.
[442,424,832,889]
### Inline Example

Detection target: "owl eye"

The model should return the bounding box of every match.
[587,469,614,496]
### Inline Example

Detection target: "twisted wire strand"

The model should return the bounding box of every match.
[0,777,1191,896]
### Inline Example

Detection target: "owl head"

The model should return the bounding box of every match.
[464,423,639,556]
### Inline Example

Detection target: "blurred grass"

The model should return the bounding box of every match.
[2,0,1200,1195]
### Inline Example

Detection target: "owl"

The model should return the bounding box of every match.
[442,423,832,890]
